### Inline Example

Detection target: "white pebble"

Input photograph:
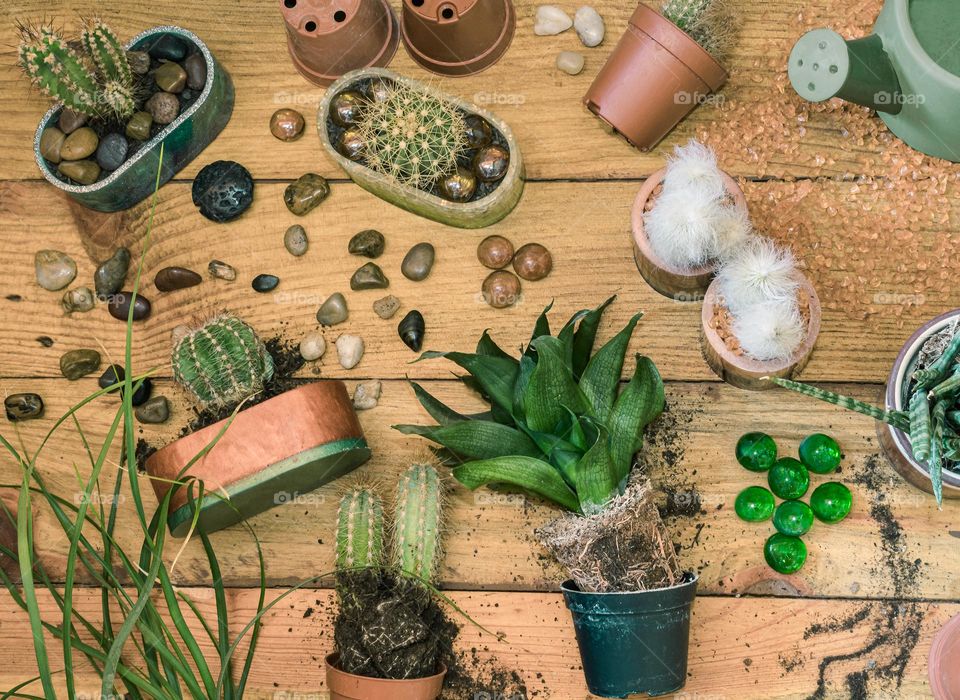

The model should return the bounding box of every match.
[336,334,364,370]
[534,5,573,35]
[299,332,326,361]
[556,51,585,75]
[352,380,382,410]
[574,6,604,47]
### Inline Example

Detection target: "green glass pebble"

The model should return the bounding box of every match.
[768,457,810,499]
[773,500,814,536]
[735,486,776,522]
[810,482,853,523]
[736,432,778,472]
[764,533,807,574]
[799,433,843,474]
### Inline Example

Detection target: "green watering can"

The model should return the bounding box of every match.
[788,0,960,162]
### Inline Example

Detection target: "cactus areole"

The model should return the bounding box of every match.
[145,314,370,537]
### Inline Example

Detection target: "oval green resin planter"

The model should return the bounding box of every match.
[561,573,698,698]
[33,26,234,212]
[318,68,525,229]
[145,382,371,537]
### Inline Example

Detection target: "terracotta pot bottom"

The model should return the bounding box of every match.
[325,654,446,700]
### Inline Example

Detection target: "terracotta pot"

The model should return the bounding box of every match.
[583,3,728,150]
[281,0,400,86]
[145,382,371,537]
[318,68,525,228]
[699,273,821,391]
[325,653,446,700]
[877,309,960,499]
[930,612,960,698]
[400,0,515,76]
[632,167,747,300]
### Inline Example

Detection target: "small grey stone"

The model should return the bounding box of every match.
[58,109,88,135]
[35,250,77,291]
[336,335,364,370]
[59,349,101,380]
[135,396,170,424]
[252,274,279,292]
[107,291,151,321]
[5,393,43,422]
[350,262,389,290]
[401,242,436,281]
[574,6,604,47]
[96,132,128,171]
[299,332,326,361]
[373,295,400,320]
[94,247,130,298]
[61,287,95,314]
[284,224,308,256]
[348,229,385,258]
[126,50,151,75]
[556,51,585,75]
[208,259,237,281]
[317,292,349,326]
[352,380,382,410]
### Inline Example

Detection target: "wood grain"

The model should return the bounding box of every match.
[0,587,952,699]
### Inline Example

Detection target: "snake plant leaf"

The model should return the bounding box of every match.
[908,390,931,461]
[523,336,591,433]
[512,354,536,421]
[453,456,581,513]
[608,354,665,483]
[394,421,541,460]
[930,400,947,507]
[409,380,479,425]
[476,329,518,364]
[420,351,518,419]
[558,308,590,368]
[580,312,642,422]
[572,295,616,380]
[573,423,620,515]
[769,377,911,432]
[522,301,555,359]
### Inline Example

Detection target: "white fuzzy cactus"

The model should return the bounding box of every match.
[715,237,799,315]
[732,301,805,362]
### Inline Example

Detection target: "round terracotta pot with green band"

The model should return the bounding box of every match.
[145,381,371,537]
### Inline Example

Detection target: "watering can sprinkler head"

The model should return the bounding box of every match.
[788,28,902,114]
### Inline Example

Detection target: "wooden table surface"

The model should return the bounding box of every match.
[1,0,958,698]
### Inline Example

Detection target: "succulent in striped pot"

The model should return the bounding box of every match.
[393,297,699,697]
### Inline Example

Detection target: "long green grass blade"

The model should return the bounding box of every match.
[453,456,580,512]
[201,533,236,699]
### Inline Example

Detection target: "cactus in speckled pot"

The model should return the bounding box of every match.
[392,463,443,583]
[171,314,274,409]
[336,487,385,570]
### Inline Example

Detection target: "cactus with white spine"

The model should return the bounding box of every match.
[392,463,443,583]
[661,0,739,61]
[171,314,275,409]
[336,488,385,569]
[80,20,136,119]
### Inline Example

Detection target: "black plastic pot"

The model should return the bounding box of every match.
[561,573,698,698]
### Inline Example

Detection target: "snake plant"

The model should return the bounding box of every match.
[394,297,665,515]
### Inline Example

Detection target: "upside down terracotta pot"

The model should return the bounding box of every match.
[325,654,446,700]
[281,0,400,86]
[699,273,821,391]
[145,382,371,536]
[401,0,516,76]
[584,3,728,150]
[930,612,960,699]
[632,167,747,300]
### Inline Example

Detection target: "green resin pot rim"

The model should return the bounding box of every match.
[883,308,960,494]
[317,67,525,229]
[32,25,220,195]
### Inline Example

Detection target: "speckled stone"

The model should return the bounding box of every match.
[94,248,130,298]
[352,380,381,410]
[126,50,151,75]
[192,161,254,223]
[35,250,77,291]
[60,349,101,380]
[401,243,435,282]
[317,292,349,326]
[284,173,330,216]
[154,61,187,93]
[61,287,95,314]
[348,229,385,258]
[284,225,309,256]
[252,274,279,292]
[350,262,389,290]
[135,396,170,424]
[96,133,128,171]
[183,53,207,90]
[208,259,237,281]
[146,91,180,125]
[107,291,152,322]
[5,393,44,422]
[373,295,400,320]
[155,266,202,292]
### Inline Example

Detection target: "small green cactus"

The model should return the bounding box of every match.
[392,463,443,583]
[661,0,738,61]
[336,487,385,569]
[17,20,136,120]
[171,314,275,409]
[357,82,466,189]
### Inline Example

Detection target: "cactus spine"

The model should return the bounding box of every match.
[392,463,443,583]
[18,21,136,120]
[336,488,385,569]
[357,82,467,189]
[171,314,275,409]
[661,0,738,60]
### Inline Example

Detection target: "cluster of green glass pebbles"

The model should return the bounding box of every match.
[734,432,852,574]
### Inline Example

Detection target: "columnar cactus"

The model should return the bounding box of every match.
[357,82,466,189]
[392,463,443,583]
[336,488,385,569]
[17,21,136,120]
[171,315,275,409]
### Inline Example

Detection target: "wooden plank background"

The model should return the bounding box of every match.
[1,0,957,697]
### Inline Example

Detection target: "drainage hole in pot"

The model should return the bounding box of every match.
[796,59,803,67]
[284,0,296,7]
[412,0,424,6]
[808,82,816,91]
[440,5,455,19]
[829,64,838,73]
[334,9,346,21]
[305,19,317,31]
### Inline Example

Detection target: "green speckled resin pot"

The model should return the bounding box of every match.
[33,26,234,212]
[789,0,960,161]
[318,68,524,229]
